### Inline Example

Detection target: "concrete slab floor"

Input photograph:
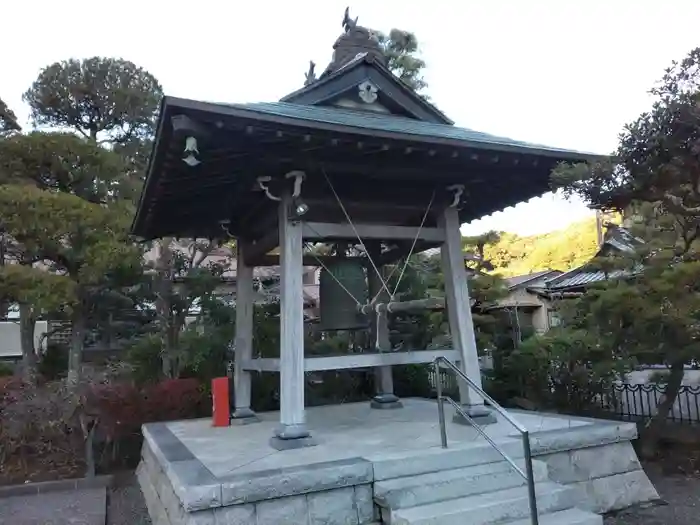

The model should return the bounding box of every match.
[166,398,591,478]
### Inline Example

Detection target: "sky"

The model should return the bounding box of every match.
[2,1,699,237]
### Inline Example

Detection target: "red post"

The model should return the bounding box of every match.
[211,377,230,427]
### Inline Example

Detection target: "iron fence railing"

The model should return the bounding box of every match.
[428,370,700,425]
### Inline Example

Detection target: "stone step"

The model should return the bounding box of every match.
[505,508,603,525]
[386,482,577,525]
[375,458,549,510]
[371,438,526,481]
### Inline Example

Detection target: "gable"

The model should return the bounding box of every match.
[281,55,453,125]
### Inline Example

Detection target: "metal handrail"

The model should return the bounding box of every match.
[434,356,539,525]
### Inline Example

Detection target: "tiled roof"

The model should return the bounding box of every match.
[505,270,560,289]
[219,101,598,160]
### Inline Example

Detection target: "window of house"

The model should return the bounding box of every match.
[548,309,562,328]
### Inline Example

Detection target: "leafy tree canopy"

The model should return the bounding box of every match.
[549,47,700,456]
[0,97,20,134]
[0,184,141,286]
[23,57,163,144]
[463,218,600,277]
[0,131,129,203]
[376,29,428,94]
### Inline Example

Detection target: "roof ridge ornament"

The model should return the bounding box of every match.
[342,6,358,33]
[304,61,317,86]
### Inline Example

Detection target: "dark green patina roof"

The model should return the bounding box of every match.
[209,99,597,160]
[131,95,604,240]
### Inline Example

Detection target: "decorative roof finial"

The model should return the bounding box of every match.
[342,6,358,33]
[304,61,317,86]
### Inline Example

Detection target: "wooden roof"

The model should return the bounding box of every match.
[131,96,601,240]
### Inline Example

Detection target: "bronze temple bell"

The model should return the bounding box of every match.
[318,259,369,331]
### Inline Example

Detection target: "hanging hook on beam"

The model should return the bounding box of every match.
[446,184,465,208]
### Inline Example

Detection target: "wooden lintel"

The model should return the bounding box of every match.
[302,222,445,243]
[241,349,459,373]
[241,228,279,265]
[252,254,366,267]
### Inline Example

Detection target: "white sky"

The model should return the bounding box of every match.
[2,1,699,236]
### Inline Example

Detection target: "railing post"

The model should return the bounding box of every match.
[522,431,539,525]
[435,359,448,448]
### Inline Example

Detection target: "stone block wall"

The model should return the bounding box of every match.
[529,418,660,513]
[138,438,378,525]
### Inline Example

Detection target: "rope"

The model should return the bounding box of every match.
[321,167,393,299]
[391,190,435,297]
[303,240,363,307]
[370,190,436,304]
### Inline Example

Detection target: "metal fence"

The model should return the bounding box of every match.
[429,369,700,425]
[603,383,700,425]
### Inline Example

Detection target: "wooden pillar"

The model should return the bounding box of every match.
[440,206,496,425]
[231,243,259,424]
[270,193,315,449]
[366,248,402,409]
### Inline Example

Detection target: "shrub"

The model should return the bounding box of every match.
[125,334,162,385]
[38,343,69,380]
[491,328,628,413]
[0,379,85,484]
[0,361,13,377]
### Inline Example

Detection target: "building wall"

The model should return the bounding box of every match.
[0,321,49,359]
[496,288,553,334]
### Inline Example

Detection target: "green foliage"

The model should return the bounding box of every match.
[0,132,129,203]
[492,328,626,412]
[38,344,69,381]
[125,334,162,385]
[23,57,163,144]
[0,362,13,377]
[0,97,20,134]
[469,218,600,277]
[0,184,141,287]
[548,47,700,455]
[0,264,77,315]
[376,29,428,94]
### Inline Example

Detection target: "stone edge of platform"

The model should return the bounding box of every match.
[141,422,374,511]
[0,474,114,498]
[522,415,638,455]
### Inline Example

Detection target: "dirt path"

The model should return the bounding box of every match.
[605,463,700,525]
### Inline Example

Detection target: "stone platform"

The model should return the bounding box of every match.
[138,398,658,525]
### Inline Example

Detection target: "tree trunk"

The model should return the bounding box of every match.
[155,238,175,377]
[67,308,86,385]
[17,303,38,384]
[639,358,685,459]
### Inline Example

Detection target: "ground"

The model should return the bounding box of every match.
[604,446,700,525]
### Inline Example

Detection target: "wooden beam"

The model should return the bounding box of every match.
[275,192,309,441]
[242,349,460,372]
[232,244,258,422]
[302,222,445,242]
[252,253,364,267]
[441,205,487,409]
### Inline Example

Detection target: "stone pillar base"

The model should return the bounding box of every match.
[269,436,318,450]
[371,393,403,410]
[452,404,497,426]
[231,408,260,425]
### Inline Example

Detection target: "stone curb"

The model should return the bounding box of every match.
[0,474,114,498]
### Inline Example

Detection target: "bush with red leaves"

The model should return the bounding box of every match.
[0,377,206,484]
[88,378,205,444]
